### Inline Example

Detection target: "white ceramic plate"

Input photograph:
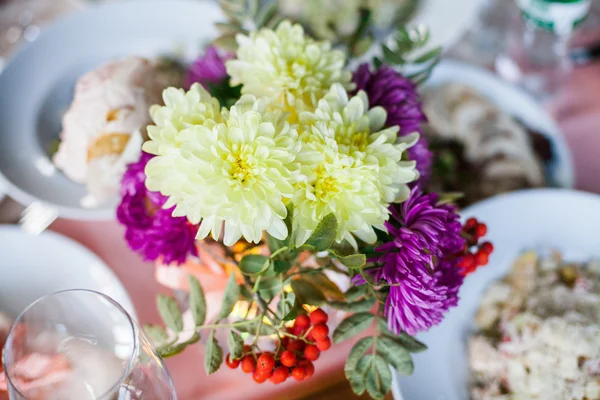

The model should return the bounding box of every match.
[411,0,480,52]
[0,0,223,220]
[423,60,574,189]
[0,225,135,319]
[392,189,600,399]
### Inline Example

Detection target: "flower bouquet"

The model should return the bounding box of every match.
[116,1,493,398]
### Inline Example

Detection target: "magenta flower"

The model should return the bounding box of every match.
[353,64,432,184]
[184,46,231,89]
[117,152,198,265]
[356,188,465,335]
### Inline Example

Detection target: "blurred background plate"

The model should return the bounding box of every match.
[423,60,575,189]
[0,224,135,319]
[392,189,600,399]
[0,0,222,220]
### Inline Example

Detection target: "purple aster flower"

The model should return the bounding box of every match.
[353,64,432,184]
[117,152,198,265]
[184,46,231,89]
[356,187,465,335]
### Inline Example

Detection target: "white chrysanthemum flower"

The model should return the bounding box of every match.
[143,83,223,155]
[300,83,419,204]
[226,20,353,119]
[145,93,300,246]
[292,127,388,248]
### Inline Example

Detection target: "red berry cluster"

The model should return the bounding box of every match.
[457,217,494,275]
[225,308,331,384]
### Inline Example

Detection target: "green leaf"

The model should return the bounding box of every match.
[277,292,295,316]
[254,1,277,28]
[216,273,240,321]
[382,44,404,65]
[204,330,224,375]
[379,336,414,376]
[309,272,345,301]
[333,313,374,344]
[257,276,283,301]
[331,252,366,269]
[291,279,326,306]
[227,330,244,359]
[157,294,184,333]
[376,317,427,352]
[437,192,464,206]
[413,47,442,64]
[349,355,372,396]
[188,276,207,327]
[305,213,338,251]
[213,34,238,52]
[345,337,373,381]
[344,285,366,301]
[248,0,259,17]
[273,259,293,274]
[214,22,245,35]
[266,233,287,253]
[366,355,392,400]
[158,333,200,358]
[144,324,168,344]
[283,308,298,321]
[235,320,276,336]
[239,254,270,276]
[329,297,375,313]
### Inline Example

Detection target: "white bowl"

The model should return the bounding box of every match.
[423,60,574,189]
[393,189,600,399]
[0,0,223,220]
[0,225,135,319]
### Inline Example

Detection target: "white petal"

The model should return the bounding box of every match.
[266,218,288,240]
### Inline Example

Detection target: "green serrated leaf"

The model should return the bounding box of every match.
[333,313,375,344]
[204,330,224,375]
[239,254,270,276]
[291,279,326,306]
[332,252,367,269]
[273,259,293,274]
[283,308,298,321]
[379,336,414,376]
[215,21,245,35]
[257,276,283,301]
[309,272,345,301]
[382,44,404,65]
[235,320,276,336]
[188,276,207,327]
[254,2,278,28]
[144,324,168,344]
[413,47,442,64]
[305,214,338,251]
[350,355,373,396]
[157,294,184,333]
[329,297,375,313]
[266,233,287,253]
[227,330,244,359]
[277,292,295,317]
[216,273,240,321]
[213,34,238,52]
[353,35,374,57]
[158,333,200,358]
[345,337,373,380]
[366,355,392,400]
[377,317,427,352]
[344,285,366,301]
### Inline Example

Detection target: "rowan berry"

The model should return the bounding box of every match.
[304,344,320,361]
[316,337,331,351]
[257,353,275,373]
[311,324,329,341]
[280,350,296,367]
[241,355,256,373]
[292,367,306,381]
[309,308,328,325]
[225,354,240,369]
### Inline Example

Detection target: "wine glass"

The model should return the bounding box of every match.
[2,290,177,400]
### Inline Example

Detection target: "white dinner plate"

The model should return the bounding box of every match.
[392,189,600,399]
[0,225,135,319]
[0,0,223,220]
[423,60,574,189]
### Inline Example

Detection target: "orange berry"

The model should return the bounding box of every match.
[480,241,494,254]
[241,355,256,373]
[475,223,487,238]
[280,350,297,367]
[304,344,320,361]
[458,253,475,270]
[253,369,270,383]
[269,366,289,384]
[316,337,331,351]
[309,308,328,325]
[465,217,478,229]
[292,367,306,381]
[475,251,489,266]
[287,339,305,353]
[294,314,310,329]
[303,360,315,380]
[225,354,240,369]
[311,324,329,341]
[257,353,275,373]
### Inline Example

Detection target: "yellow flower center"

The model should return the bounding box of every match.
[232,155,253,183]
[336,129,370,153]
[314,165,340,202]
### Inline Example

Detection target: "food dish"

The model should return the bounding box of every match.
[422,61,574,203]
[0,0,223,220]
[469,251,600,399]
[0,225,135,318]
[392,189,600,400]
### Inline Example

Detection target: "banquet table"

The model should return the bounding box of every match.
[2,3,600,399]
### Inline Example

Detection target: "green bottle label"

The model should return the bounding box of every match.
[517,0,591,33]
